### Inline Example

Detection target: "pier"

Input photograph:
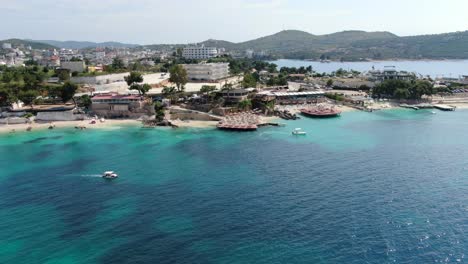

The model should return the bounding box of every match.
[399,103,456,111]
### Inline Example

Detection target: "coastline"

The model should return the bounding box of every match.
[0,119,141,134]
[275,58,468,63]
[1,103,467,134]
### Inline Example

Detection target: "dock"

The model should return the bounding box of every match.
[400,103,434,110]
[433,104,456,111]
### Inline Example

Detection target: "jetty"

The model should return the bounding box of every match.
[433,104,456,111]
[399,103,456,111]
[400,103,434,110]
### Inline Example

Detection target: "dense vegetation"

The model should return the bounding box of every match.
[372,80,434,100]
[0,65,78,107]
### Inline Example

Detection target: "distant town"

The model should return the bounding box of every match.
[1,39,468,132]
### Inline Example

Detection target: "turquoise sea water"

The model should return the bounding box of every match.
[271,59,468,78]
[0,109,467,263]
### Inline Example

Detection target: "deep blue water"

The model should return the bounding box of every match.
[271,59,468,78]
[0,109,467,263]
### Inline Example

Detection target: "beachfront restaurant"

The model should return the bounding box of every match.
[91,93,146,117]
[221,89,250,103]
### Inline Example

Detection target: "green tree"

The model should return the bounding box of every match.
[162,86,178,103]
[125,72,143,86]
[394,88,410,99]
[154,101,165,121]
[176,48,183,57]
[242,73,257,88]
[141,84,152,95]
[79,94,92,110]
[60,82,78,104]
[169,65,188,92]
[200,85,216,95]
[238,99,252,110]
[0,87,14,106]
[112,57,125,70]
[222,82,234,91]
[18,90,38,107]
[58,70,70,82]
[326,79,334,87]
[373,79,433,100]
[125,72,149,95]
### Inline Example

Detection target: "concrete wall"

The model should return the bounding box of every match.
[169,108,222,121]
[70,72,130,85]
[61,61,86,73]
[0,117,29,124]
[36,110,85,121]
[0,111,27,118]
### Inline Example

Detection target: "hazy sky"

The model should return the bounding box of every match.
[1,0,467,44]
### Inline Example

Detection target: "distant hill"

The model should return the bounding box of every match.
[32,40,139,49]
[195,30,468,60]
[0,39,57,50]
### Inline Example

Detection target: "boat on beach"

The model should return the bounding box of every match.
[300,105,341,118]
[102,171,118,179]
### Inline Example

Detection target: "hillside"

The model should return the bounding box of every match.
[32,40,139,49]
[0,39,57,50]
[200,30,468,60]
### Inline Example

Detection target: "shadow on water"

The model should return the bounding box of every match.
[23,135,63,144]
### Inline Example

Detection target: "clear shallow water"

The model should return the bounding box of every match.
[0,109,467,263]
[271,59,468,78]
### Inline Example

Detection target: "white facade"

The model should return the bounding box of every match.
[182,63,229,81]
[182,45,218,59]
[2,43,12,49]
[96,51,106,60]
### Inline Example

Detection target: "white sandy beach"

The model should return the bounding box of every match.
[2,102,467,134]
[0,119,141,134]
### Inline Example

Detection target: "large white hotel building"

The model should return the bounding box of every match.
[182,63,230,81]
[182,45,218,59]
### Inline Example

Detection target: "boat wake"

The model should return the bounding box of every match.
[80,174,102,178]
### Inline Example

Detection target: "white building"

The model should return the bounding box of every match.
[2,43,12,49]
[96,51,106,60]
[245,49,254,59]
[182,63,229,81]
[60,61,86,73]
[182,45,218,59]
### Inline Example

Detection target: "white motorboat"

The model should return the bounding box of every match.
[292,128,307,135]
[102,171,118,179]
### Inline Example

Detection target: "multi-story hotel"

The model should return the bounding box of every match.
[182,45,218,59]
[182,63,229,81]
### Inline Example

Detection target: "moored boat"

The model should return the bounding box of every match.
[301,105,341,118]
[217,123,257,131]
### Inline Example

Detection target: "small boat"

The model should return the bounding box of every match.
[102,171,118,179]
[292,128,307,135]
[431,111,436,114]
